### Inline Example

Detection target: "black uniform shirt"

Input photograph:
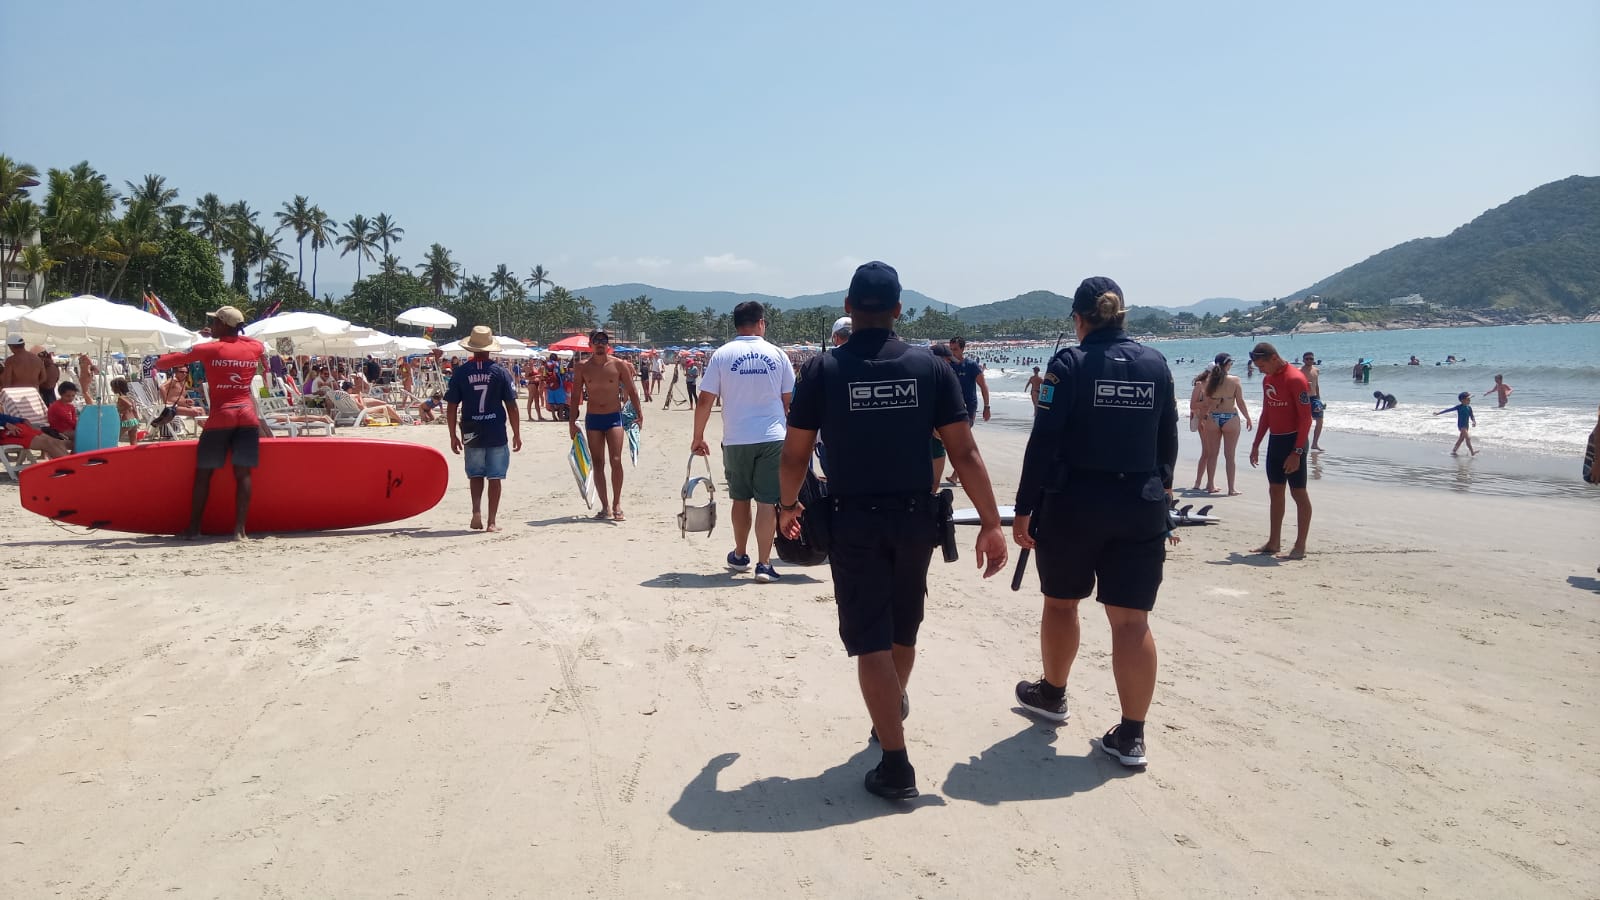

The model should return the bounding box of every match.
[1015,327,1178,515]
[789,329,967,498]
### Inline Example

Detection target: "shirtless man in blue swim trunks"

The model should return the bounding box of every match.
[1300,352,1325,451]
[569,330,644,521]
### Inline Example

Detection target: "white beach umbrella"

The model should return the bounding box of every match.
[16,294,197,354]
[1,303,32,325]
[395,306,457,329]
[393,336,437,354]
[244,310,372,342]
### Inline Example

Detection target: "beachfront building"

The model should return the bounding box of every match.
[1,229,43,304]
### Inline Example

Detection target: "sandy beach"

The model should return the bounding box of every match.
[3,407,1598,899]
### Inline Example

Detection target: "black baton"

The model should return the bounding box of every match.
[1010,548,1030,592]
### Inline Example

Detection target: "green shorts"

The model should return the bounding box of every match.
[930,436,946,459]
[722,440,783,503]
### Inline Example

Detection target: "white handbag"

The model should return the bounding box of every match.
[678,454,717,538]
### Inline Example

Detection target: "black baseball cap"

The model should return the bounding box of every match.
[847,261,901,311]
[1071,276,1124,315]
[1214,352,1232,366]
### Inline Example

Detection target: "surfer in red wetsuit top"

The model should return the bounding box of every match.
[153,306,267,540]
[1247,342,1314,560]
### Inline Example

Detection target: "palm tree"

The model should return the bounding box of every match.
[418,244,459,297]
[489,263,518,298]
[187,193,229,251]
[224,201,259,294]
[15,244,56,301]
[1,199,41,301]
[106,199,161,300]
[274,195,314,287]
[307,206,336,298]
[247,225,288,298]
[378,253,408,276]
[123,174,182,225]
[1,155,41,211]
[337,214,378,282]
[372,212,404,254]
[525,264,551,302]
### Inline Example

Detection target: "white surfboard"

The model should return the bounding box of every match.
[952,505,1016,526]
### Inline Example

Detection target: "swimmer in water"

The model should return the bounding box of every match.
[1373,391,1397,410]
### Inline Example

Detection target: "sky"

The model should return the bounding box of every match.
[4,0,1597,308]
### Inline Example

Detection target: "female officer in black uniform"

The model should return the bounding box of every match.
[778,261,1008,800]
[1011,277,1178,768]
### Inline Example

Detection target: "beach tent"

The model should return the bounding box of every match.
[395,306,457,329]
[548,334,590,352]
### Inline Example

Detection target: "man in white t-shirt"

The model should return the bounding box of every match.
[691,301,795,583]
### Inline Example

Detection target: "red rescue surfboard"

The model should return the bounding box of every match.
[18,438,448,535]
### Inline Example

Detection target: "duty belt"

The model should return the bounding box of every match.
[1067,469,1152,482]
[831,493,930,514]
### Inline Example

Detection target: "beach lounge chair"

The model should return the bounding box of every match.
[328,390,375,428]
[1,442,37,481]
[1,387,49,428]
[256,396,334,437]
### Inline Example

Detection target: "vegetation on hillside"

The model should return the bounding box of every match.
[1288,175,1599,314]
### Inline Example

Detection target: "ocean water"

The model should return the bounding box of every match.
[968,322,1600,498]
[973,322,1599,455]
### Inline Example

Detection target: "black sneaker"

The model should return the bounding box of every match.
[864,763,918,800]
[1099,725,1148,767]
[868,692,911,743]
[1015,679,1069,723]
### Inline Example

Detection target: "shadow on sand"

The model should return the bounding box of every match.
[1206,551,1282,567]
[1567,575,1600,594]
[940,715,1140,805]
[669,748,944,833]
[640,570,824,588]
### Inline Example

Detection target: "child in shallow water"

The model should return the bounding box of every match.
[1434,392,1477,456]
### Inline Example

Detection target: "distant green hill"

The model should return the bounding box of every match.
[571,282,950,320]
[954,290,1074,325]
[1288,175,1600,314]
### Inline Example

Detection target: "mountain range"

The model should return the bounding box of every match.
[510,174,1597,327]
[569,283,951,321]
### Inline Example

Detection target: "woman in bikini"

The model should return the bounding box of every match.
[1203,353,1253,495]
[1189,368,1219,493]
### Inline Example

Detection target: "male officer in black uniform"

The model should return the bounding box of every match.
[778,261,1008,800]
[1012,276,1178,769]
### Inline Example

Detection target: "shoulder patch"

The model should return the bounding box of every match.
[1298,391,1310,405]
[1038,384,1055,405]
[1043,373,1059,384]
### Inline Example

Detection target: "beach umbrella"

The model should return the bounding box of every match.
[1,303,31,325]
[16,294,197,355]
[245,311,372,342]
[393,336,437,354]
[548,334,590,352]
[395,306,458,329]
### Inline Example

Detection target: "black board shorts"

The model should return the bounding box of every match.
[1264,432,1308,490]
[1034,487,1167,611]
[829,503,938,655]
[196,426,260,470]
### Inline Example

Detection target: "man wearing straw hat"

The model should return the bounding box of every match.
[446,326,523,532]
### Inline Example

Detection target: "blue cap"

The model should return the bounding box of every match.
[847,261,901,311]
[1072,276,1124,314]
